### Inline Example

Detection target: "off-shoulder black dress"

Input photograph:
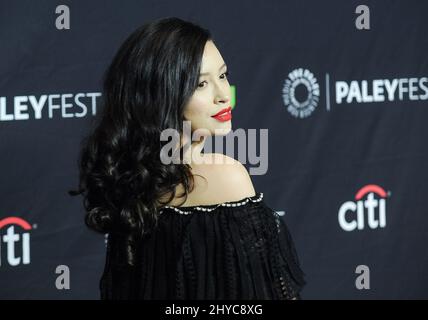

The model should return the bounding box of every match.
[100,192,306,300]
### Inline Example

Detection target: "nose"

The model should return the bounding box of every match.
[214,84,231,105]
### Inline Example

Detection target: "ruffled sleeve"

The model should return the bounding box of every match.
[100,192,306,300]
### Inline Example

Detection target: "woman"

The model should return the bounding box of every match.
[70,17,305,299]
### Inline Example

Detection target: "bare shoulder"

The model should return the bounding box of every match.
[187,153,256,205]
[159,153,257,207]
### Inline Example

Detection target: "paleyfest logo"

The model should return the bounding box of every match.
[282,68,320,119]
[282,68,428,118]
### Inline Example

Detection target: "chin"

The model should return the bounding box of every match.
[212,124,232,136]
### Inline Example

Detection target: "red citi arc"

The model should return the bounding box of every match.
[211,106,232,122]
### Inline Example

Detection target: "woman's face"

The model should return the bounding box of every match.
[183,40,232,137]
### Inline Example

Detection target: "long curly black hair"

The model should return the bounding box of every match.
[69,17,212,265]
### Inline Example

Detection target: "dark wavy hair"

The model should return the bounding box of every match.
[69,17,212,265]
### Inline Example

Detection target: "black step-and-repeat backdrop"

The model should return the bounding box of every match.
[1,0,427,299]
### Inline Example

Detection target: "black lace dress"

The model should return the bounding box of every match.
[100,192,306,300]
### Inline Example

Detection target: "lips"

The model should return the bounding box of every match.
[211,106,232,122]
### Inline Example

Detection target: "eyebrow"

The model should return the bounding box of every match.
[199,63,227,76]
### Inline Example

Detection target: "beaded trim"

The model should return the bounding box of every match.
[159,193,264,215]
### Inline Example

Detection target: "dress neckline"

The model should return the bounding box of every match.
[159,192,264,215]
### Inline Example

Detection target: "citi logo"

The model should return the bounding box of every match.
[338,184,388,231]
[0,217,33,266]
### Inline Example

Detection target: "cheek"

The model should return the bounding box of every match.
[185,97,209,121]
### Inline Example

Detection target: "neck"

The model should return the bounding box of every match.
[182,135,206,165]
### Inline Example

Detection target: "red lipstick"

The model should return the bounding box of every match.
[211,106,232,122]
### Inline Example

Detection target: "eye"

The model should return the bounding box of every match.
[197,71,230,89]
[198,81,207,88]
[220,71,229,79]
